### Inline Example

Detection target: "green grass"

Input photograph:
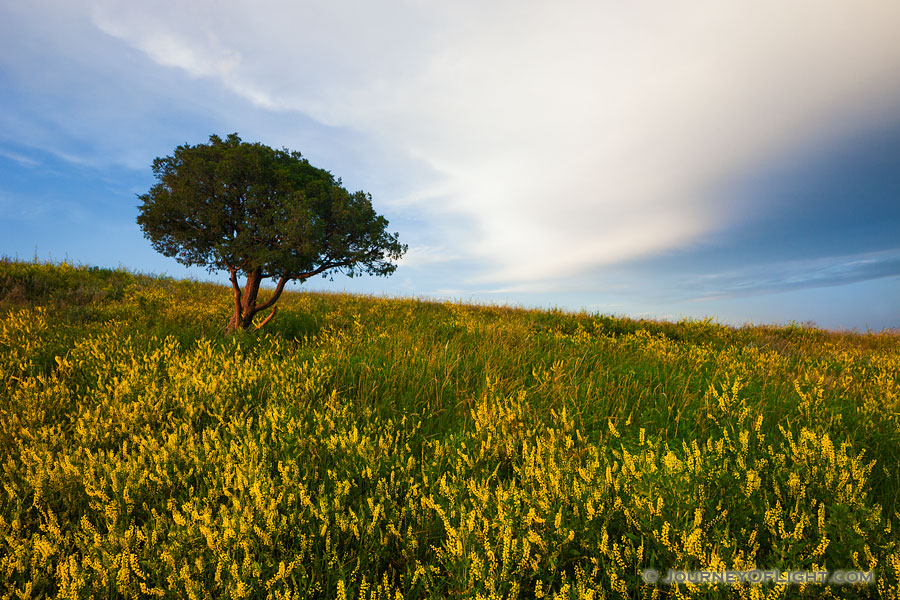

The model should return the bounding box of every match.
[1,258,898,599]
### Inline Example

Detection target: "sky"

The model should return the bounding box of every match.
[1,0,898,331]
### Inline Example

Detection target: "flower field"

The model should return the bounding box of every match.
[1,259,898,599]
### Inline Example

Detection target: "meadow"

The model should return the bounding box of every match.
[1,258,898,599]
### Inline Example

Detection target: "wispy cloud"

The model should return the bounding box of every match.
[0,147,39,167]
[677,249,900,301]
[0,191,49,220]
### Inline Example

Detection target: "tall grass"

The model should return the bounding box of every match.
[1,258,898,599]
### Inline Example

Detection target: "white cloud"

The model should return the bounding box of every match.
[80,1,900,284]
[395,245,461,269]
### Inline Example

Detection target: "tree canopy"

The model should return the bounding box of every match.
[137,133,406,331]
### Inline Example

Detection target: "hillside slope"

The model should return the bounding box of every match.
[1,259,899,598]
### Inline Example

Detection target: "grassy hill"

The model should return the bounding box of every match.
[1,258,898,599]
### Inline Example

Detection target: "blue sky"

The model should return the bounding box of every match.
[1,1,898,331]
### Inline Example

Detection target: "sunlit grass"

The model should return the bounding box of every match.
[1,258,898,599]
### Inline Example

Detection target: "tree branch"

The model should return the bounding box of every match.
[295,260,353,281]
[254,306,278,331]
[253,275,290,314]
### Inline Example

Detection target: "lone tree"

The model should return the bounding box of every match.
[137,133,406,332]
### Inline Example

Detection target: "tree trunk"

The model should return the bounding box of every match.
[239,268,263,329]
[225,269,289,333]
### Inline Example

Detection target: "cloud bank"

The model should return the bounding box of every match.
[18,1,900,288]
